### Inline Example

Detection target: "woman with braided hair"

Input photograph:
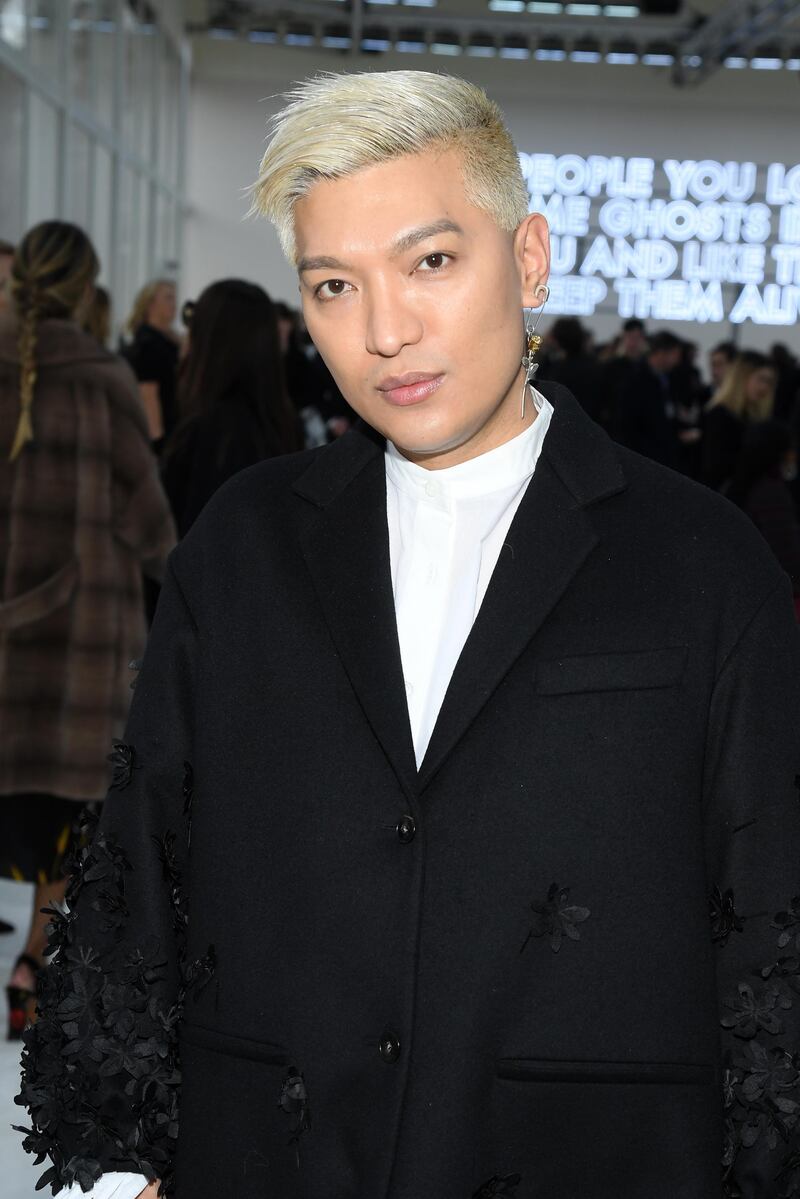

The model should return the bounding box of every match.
[0,221,175,1039]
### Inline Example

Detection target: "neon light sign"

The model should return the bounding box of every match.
[519,154,800,325]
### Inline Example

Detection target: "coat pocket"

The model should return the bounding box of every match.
[180,1020,290,1065]
[0,558,79,631]
[535,645,688,696]
[177,1022,300,1199]
[496,1057,714,1086]
[479,1054,721,1198]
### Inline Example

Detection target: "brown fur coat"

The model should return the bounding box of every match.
[0,316,175,800]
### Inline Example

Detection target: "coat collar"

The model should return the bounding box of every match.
[294,384,628,795]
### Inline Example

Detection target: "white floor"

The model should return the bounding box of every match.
[0,876,52,1198]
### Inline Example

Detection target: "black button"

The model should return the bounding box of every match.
[396,814,416,843]
[379,1033,401,1063]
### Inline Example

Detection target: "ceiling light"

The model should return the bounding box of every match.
[723,56,748,68]
[604,4,639,14]
[501,34,530,58]
[489,0,525,11]
[536,37,566,59]
[566,3,602,13]
[467,33,497,56]
[570,37,602,61]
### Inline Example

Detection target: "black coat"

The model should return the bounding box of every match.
[17,384,800,1199]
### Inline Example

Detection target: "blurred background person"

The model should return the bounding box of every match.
[770,342,800,428]
[0,241,14,314]
[600,317,649,436]
[0,221,175,1038]
[727,420,800,612]
[81,283,112,349]
[120,277,180,448]
[538,316,603,423]
[702,350,776,491]
[614,329,683,468]
[162,278,303,536]
[708,340,736,393]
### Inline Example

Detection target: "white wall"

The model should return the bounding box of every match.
[184,40,800,362]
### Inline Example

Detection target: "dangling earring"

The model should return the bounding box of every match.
[521,283,550,419]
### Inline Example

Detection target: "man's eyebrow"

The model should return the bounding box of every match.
[296,219,465,276]
[389,219,465,258]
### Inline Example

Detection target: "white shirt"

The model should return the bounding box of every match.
[387,392,552,766]
[66,391,553,1199]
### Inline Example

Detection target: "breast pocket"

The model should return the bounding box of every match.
[535,645,688,696]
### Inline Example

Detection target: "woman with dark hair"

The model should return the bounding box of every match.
[162,278,303,536]
[0,221,175,1037]
[727,420,800,604]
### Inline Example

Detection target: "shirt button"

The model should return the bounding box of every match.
[397,814,416,844]
[425,479,439,498]
[379,1033,401,1063]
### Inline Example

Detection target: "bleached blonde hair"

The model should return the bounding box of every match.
[250,71,530,265]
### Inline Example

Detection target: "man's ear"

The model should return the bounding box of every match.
[514,213,551,308]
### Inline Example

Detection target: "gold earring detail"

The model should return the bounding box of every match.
[521,284,550,419]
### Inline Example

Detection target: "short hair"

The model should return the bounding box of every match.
[711,340,736,362]
[622,318,645,334]
[0,239,14,258]
[250,71,530,265]
[649,330,683,355]
[550,317,587,359]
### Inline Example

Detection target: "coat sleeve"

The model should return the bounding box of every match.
[109,383,176,582]
[702,577,800,1198]
[14,555,212,1196]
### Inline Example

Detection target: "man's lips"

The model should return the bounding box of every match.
[376,372,445,406]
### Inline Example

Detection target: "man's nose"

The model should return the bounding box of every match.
[364,285,423,358]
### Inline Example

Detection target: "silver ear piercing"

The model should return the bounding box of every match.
[521,283,550,419]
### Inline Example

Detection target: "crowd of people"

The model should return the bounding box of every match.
[537,315,800,598]
[0,218,799,1041]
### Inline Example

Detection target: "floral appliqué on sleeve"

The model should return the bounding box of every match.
[718,885,800,1198]
[14,750,214,1198]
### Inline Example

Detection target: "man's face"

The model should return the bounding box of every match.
[293,147,549,467]
[621,327,646,358]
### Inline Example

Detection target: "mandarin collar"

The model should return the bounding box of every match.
[385,392,552,507]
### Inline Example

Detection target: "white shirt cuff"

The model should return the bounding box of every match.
[61,1173,149,1199]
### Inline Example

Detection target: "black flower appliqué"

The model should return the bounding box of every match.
[773,898,800,956]
[279,1066,310,1168]
[473,1173,522,1197]
[710,885,745,946]
[721,982,791,1039]
[520,883,590,954]
[107,741,138,790]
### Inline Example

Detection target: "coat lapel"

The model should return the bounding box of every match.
[416,386,628,791]
[294,388,627,799]
[295,427,418,799]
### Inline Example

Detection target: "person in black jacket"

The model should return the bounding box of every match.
[15,70,799,1199]
[120,279,180,446]
[161,280,303,537]
[727,420,800,597]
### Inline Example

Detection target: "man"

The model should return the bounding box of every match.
[17,71,799,1199]
[615,329,684,468]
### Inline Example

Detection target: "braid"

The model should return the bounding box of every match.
[6,220,99,463]
[9,300,39,462]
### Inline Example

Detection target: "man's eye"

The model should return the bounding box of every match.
[417,253,451,272]
[316,279,350,300]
